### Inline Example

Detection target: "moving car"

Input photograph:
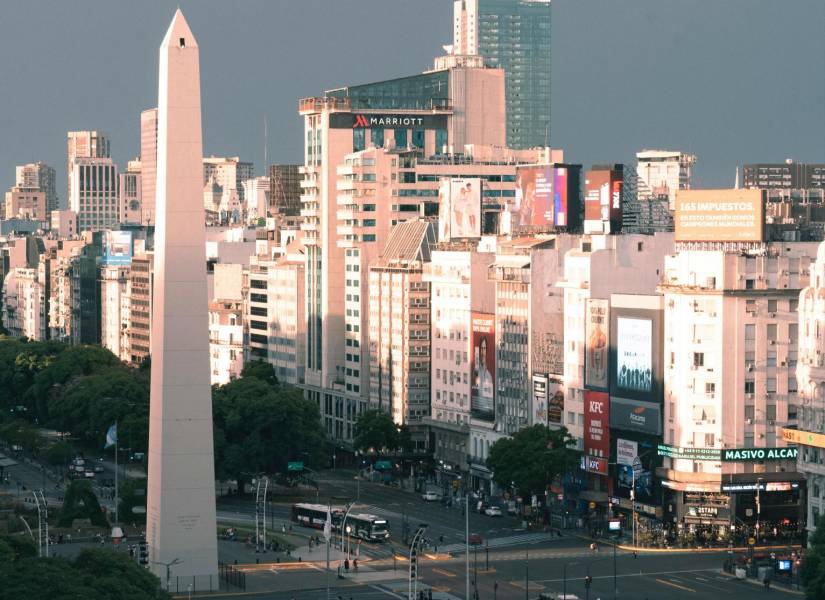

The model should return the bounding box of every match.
[484,506,502,517]
[422,490,442,502]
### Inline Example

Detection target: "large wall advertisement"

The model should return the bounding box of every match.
[471,312,495,421]
[531,375,564,426]
[615,317,652,394]
[553,167,569,227]
[674,188,765,242]
[102,230,133,266]
[584,390,610,474]
[585,299,609,390]
[514,166,553,228]
[438,178,482,241]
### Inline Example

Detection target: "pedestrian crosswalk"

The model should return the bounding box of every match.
[437,532,552,553]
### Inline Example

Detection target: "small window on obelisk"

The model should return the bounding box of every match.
[179,37,185,48]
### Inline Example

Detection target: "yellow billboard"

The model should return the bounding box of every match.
[782,427,825,449]
[674,189,764,242]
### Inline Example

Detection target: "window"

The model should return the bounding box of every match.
[394,128,408,148]
[704,433,715,447]
[744,433,754,448]
[250,279,267,289]
[567,411,575,425]
[745,324,755,340]
[745,405,755,420]
[693,352,704,367]
[767,378,777,394]
[353,128,365,152]
[745,380,755,394]
[745,279,755,289]
[705,382,716,397]
[767,350,776,367]
[767,324,777,341]
[766,405,777,420]
[768,299,777,313]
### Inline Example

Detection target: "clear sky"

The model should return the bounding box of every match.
[1,0,822,205]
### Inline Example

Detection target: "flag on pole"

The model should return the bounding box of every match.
[323,507,331,542]
[105,423,118,449]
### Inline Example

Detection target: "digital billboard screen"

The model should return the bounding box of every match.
[616,317,652,394]
[674,188,765,242]
[471,312,495,421]
[514,166,553,228]
[553,167,569,227]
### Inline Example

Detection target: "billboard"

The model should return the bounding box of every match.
[329,113,448,129]
[553,167,569,227]
[102,230,133,266]
[616,317,652,394]
[471,312,495,421]
[585,299,609,390]
[616,438,638,466]
[439,178,481,241]
[514,166,553,228]
[532,375,563,425]
[584,390,610,463]
[610,397,662,435]
[584,169,610,222]
[674,189,765,242]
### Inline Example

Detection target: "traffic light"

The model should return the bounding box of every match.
[584,575,593,589]
[138,540,148,566]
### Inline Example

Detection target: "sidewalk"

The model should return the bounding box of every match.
[718,568,804,596]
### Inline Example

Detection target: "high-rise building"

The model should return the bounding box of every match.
[208,300,243,385]
[16,162,57,212]
[67,131,110,204]
[140,108,158,226]
[269,164,302,217]
[127,251,153,365]
[368,220,436,434]
[2,267,46,340]
[795,242,825,539]
[100,265,130,359]
[241,176,270,224]
[744,162,825,191]
[69,157,119,232]
[120,160,143,225]
[623,150,696,234]
[452,0,552,149]
[4,186,46,221]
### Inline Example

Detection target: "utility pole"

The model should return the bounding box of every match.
[466,493,470,600]
[525,547,529,600]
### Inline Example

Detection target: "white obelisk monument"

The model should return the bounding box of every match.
[146,10,218,590]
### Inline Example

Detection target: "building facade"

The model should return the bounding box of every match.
[67,130,110,206]
[16,162,57,213]
[140,108,158,226]
[69,157,119,232]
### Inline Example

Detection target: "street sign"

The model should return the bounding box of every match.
[748,537,756,546]
[632,456,643,472]
[287,461,304,472]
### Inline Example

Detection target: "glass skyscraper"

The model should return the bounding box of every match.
[453,0,551,149]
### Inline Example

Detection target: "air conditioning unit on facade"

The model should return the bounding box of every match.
[746,418,753,424]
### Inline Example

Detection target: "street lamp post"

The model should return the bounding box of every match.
[152,558,181,591]
[756,477,763,544]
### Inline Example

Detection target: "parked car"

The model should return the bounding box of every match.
[484,506,502,517]
[422,491,441,502]
[84,470,95,479]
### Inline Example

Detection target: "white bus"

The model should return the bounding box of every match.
[345,513,390,542]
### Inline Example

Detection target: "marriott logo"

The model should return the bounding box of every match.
[351,114,426,128]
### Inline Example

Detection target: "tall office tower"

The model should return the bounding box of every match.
[623,150,696,234]
[744,161,825,190]
[140,108,158,225]
[16,162,57,212]
[299,56,507,443]
[67,131,110,204]
[795,242,825,538]
[368,220,436,435]
[68,157,119,232]
[203,156,253,200]
[120,160,143,225]
[127,251,153,364]
[146,10,218,589]
[453,0,552,149]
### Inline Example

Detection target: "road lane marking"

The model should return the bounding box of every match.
[656,578,696,592]
[432,567,457,577]
[535,568,716,583]
[509,580,545,591]
[370,585,405,599]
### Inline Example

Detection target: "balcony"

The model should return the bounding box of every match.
[299,96,351,114]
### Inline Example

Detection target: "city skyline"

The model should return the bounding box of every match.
[1,0,822,205]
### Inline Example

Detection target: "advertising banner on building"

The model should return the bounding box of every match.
[553,167,569,227]
[585,299,609,390]
[782,427,825,449]
[531,375,547,425]
[610,397,662,435]
[616,438,638,466]
[616,317,652,394]
[329,112,448,130]
[584,391,610,465]
[471,312,495,421]
[438,179,451,242]
[584,169,609,222]
[657,444,720,461]
[449,178,481,240]
[548,378,564,425]
[102,230,133,266]
[721,447,798,462]
[514,166,553,228]
[674,188,765,242]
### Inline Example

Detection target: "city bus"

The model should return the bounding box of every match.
[344,513,390,542]
[291,503,343,530]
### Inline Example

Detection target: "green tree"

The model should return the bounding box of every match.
[44,440,74,466]
[0,548,170,600]
[802,515,825,599]
[486,425,579,498]
[353,409,400,454]
[213,374,325,492]
[0,533,37,563]
[57,479,109,528]
[0,419,41,452]
[0,338,64,421]
[118,477,147,527]
[240,360,279,386]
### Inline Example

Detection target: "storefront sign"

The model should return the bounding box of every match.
[686,506,718,517]
[610,397,661,435]
[585,299,609,390]
[657,444,720,461]
[782,427,825,449]
[721,481,800,493]
[582,454,607,475]
[584,391,610,464]
[330,113,449,129]
[617,438,638,466]
[721,447,798,462]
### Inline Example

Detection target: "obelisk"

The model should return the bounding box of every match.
[146,10,218,590]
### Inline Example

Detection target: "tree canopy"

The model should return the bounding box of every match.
[213,364,326,489]
[0,547,170,600]
[801,515,825,599]
[486,425,579,497]
[57,479,109,528]
[353,409,412,455]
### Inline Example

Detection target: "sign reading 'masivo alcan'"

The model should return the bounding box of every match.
[329,113,448,129]
[721,447,799,462]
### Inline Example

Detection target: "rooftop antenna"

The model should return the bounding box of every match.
[734,165,739,189]
[264,113,268,174]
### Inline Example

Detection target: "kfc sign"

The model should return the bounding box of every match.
[583,455,608,475]
[584,390,610,468]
